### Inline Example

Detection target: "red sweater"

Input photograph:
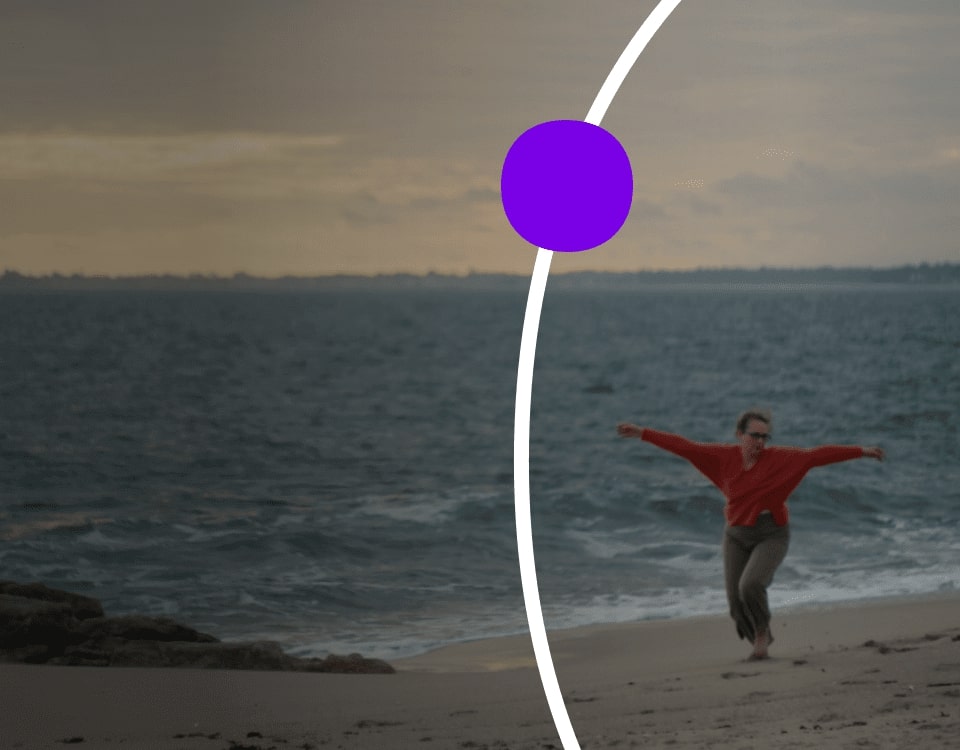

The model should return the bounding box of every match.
[640,428,864,527]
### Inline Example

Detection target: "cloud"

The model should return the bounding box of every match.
[0,132,350,240]
[339,191,395,227]
[939,146,960,164]
[717,159,958,211]
[0,133,344,181]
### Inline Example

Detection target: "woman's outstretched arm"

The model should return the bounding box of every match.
[616,423,730,485]
[617,422,645,439]
[802,444,886,469]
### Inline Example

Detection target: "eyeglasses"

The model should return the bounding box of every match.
[746,432,771,441]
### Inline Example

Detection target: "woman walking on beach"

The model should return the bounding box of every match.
[617,410,885,660]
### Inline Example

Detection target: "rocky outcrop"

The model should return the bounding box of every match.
[0,581,394,673]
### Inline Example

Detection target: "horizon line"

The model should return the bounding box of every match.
[2,261,958,281]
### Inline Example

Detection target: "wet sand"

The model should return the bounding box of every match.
[2,594,958,749]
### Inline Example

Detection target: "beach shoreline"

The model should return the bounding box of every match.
[395,590,960,671]
[2,592,958,749]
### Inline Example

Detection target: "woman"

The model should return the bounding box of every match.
[617,410,885,660]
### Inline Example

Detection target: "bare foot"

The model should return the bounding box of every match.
[749,629,770,660]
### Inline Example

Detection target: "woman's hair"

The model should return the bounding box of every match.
[736,408,773,435]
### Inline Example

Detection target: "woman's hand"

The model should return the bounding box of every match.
[862,446,885,461]
[617,423,644,439]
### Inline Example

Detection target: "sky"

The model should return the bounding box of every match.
[1,0,958,277]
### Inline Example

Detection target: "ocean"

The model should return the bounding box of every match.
[1,282,958,660]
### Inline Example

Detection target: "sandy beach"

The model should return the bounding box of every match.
[2,594,958,750]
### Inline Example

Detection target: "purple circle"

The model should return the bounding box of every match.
[500,120,633,252]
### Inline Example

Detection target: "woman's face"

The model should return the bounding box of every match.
[738,418,771,463]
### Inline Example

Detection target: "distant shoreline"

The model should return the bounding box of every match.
[1,263,959,291]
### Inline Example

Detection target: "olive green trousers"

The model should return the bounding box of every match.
[723,514,790,644]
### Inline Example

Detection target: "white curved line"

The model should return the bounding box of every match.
[514,3,685,750]
[585,0,685,126]
[514,246,557,732]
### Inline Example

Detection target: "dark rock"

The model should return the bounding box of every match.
[0,581,104,619]
[0,581,394,673]
[0,595,77,650]
[1,643,60,664]
[304,652,396,674]
[75,615,219,644]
